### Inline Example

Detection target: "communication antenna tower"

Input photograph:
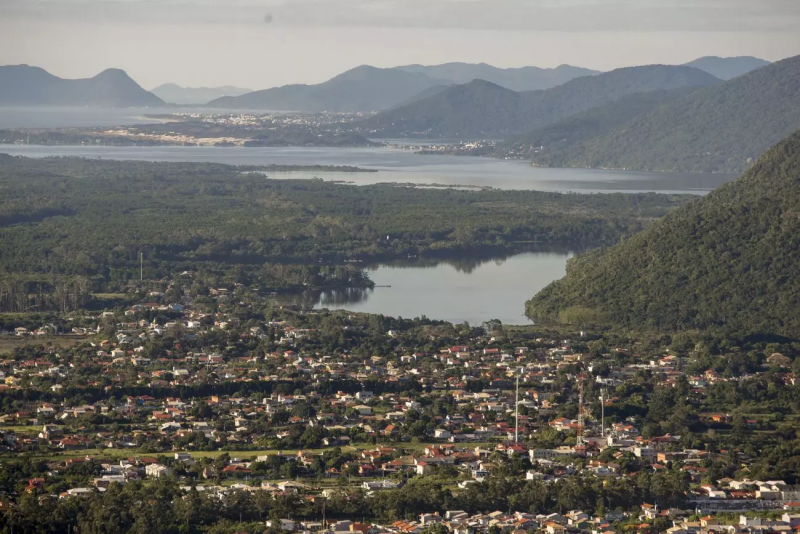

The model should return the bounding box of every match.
[600,389,606,438]
[515,367,522,443]
[577,377,585,446]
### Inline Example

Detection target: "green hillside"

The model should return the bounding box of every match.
[526,130,800,336]
[359,65,719,138]
[538,55,800,173]
[497,88,699,160]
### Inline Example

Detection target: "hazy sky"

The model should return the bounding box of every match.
[1,0,798,90]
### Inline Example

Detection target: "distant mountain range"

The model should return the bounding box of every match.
[205,57,768,113]
[358,65,721,138]
[526,129,800,337]
[0,65,164,107]
[514,55,800,173]
[150,84,252,105]
[0,56,771,113]
[208,66,449,112]
[682,56,772,81]
[207,63,601,112]
[394,63,600,92]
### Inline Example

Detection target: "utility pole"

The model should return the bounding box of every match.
[139,250,143,281]
[515,367,521,444]
[576,377,585,446]
[600,389,606,438]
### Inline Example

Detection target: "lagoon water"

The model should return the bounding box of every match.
[0,109,737,322]
[310,251,575,325]
[0,143,735,194]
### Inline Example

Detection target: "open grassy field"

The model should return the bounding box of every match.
[0,425,40,435]
[0,335,87,354]
[0,441,498,463]
[0,447,354,463]
[91,293,128,299]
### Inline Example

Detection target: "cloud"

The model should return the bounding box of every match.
[2,0,799,31]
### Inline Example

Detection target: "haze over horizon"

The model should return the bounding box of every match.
[1,0,798,90]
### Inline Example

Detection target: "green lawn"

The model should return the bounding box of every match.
[0,441,498,463]
[0,446,357,462]
[0,335,85,354]
[0,425,40,434]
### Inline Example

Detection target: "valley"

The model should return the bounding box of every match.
[0,35,799,534]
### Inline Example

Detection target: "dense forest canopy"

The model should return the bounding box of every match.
[496,88,699,162]
[0,155,688,295]
[526,130,800,336]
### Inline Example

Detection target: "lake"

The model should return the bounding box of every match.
[309,250,574,325]
[0,112,734,322]
[0,144,736,194]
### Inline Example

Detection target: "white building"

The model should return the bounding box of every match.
[145,464,173,478]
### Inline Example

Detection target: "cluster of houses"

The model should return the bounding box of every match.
[692,480,800,503]
[1,280,799,531]
[665,513,800,534]
[385,510,619,534]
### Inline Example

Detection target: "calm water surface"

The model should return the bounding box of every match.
[311,251,574,325]
[0,110,731,322]
[0,109,737,322]
[0,144,735,194]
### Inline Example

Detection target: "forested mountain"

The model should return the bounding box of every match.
[360,79,523,138]
[683,56,771,80]
[207,66,448,112]
[532,55,800,173]
[358,65,720,138]
[388,84,455,110]
[497,87,700,160]
[395,63,599,91]
[0,65,165,107]
[151,83,252,105]
[526,130,800,337]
